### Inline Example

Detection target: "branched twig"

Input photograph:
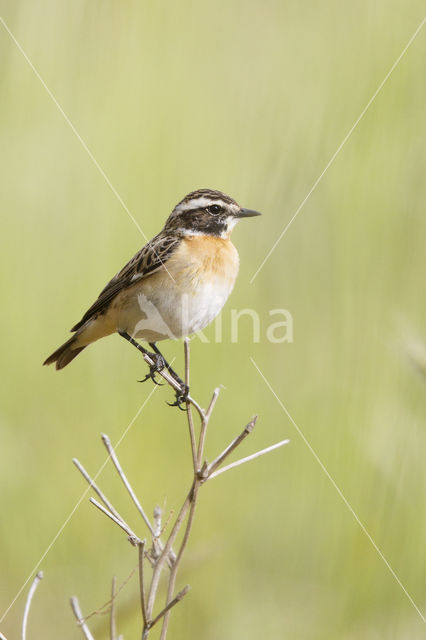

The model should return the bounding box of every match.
[71,337,289,639]
[22,571,43,640]
[101,434,154,535]
[73,458,126,525]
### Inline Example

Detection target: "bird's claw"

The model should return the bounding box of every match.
[138,353,166,386]
[138,371,163,386]
[167,383,189,410]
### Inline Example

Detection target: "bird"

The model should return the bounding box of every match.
[43,189,261,406]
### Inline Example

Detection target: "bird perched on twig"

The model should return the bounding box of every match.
[44,189,261,407]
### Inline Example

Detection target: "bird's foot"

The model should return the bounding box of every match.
[138,352,166,386]
[167,383,189,411]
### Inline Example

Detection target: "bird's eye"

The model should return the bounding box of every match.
[207,204,222,215]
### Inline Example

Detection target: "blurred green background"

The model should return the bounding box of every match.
[1,1,425,638]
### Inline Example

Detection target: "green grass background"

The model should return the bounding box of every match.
[1,1,425,638]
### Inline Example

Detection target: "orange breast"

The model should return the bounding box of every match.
[180,235,239,279]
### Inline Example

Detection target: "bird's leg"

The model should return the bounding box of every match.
[149,343,189,410]
[118,331,164,386]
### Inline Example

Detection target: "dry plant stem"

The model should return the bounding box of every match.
[110,576,117,640]
[150,585,190,630]
[208,439,290,480]
[196,387,219,468]
[72,338,290,640]
[70,597,95,640]
[138,541,148,630]
[205,386,220,422]
[22,571,43,640]
[73,458,125,524]
[76,445,174,566]
[159,486,200,640]
[101,434,154,535]
[145,488,193,621]
[184,339,197,471]
[206,416,257,477]
[159,346,218,639]
[90,498,140,545]
[0,632,9,640]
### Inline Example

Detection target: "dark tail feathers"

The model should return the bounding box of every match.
[43,336,86,370]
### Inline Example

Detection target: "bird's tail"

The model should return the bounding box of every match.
[43,335,87,370]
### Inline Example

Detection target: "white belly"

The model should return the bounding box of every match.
[121,275,233,342]
[116,234,239,343]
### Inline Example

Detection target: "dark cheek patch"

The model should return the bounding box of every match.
[173,210,227,236]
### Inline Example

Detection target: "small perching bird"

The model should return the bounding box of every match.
[44,189,261,406]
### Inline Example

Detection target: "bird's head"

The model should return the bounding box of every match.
[165,189,261,237]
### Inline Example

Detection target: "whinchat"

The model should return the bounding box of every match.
[44,189,261,405]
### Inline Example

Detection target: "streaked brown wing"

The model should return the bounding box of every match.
[71,232,180,332]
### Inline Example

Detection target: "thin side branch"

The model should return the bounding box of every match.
[206,416,257,477]
[22,571,43,640]
[150,585,190,630]
[209,439,290,480]
[205,387,220,421]
[195,386,220,470]
[70,597,95,640]
[89,498,140,545]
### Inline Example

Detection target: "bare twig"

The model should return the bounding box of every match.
[208,439,290,480]
[101,434,154,535]
[73,458,124,524]
[184,339,198,471]
[22,571,43,640]
[206,416,257,477]
[70,597,95,640]
[138,541,148,631]
[89,498,140,545]
[0,632,9,640]
[205,387,220,422]
[150,585,190,630]
[110,576,117,640]
[194,387,220,471]
[76,443,174,567]
[145,489,193,620]
[186,393,205,422]
[72,339,289,640]
[159,486,199,640]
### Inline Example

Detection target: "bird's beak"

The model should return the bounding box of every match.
[235,208,262,218]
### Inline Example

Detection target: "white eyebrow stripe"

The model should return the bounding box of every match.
[174,197,228,213]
